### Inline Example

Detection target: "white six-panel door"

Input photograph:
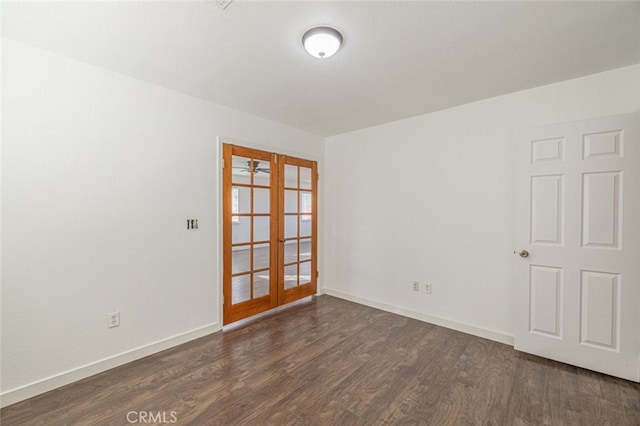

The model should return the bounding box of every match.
[515,113,640,381]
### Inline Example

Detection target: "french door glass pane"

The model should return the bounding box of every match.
[300,216,311,237]
[300,238,312,261]
[253,188,270,213]
[284,264,298,289]
[234,186,251,214]
[299,262,311,285]
[300,192,312,213]
[285,215,298,238]
[254,168,270,186]
[284,164,298,187]
[232,274,251,304]
[253,243,270,270]
[232,245,250,274]
[300,167,312,190]
[253,216,270,242]
[285,190,298,213]
[284,240,298,264]
[253,274,270,298]
[232,217,250,244]
[231,156,252,184]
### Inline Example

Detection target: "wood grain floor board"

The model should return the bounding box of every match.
[405,330,473,423]
[255,324,405,422]
[252,331,387,421]
[541,359,581,426]
[448,339,512,425]
[376,327,471,424]
[577,368,639,426]
[354,326,444,424]
[2,295,639,425]
[475,342,519,425]
[618,378,640,423]
[180,297,374,425]
[426,338,500,426]
[344,322,440,421]
[507,352,551,424]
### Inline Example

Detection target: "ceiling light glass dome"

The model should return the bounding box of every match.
[302,26,343,59]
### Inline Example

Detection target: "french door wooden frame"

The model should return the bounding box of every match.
[222,144,318,325]
[277,155,318,306]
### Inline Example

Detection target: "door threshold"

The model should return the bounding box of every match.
[222,296,316,332]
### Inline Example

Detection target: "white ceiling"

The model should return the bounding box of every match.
[2,1,639,136]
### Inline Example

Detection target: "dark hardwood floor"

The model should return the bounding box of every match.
[2,295,639,425]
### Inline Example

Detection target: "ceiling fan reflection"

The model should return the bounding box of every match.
[232,160,270,174]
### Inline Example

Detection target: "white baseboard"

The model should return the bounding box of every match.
[0,323,221,408]
[324,288,514,346]
[2,292,513,408]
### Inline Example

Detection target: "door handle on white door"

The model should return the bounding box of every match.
[518,250,529,258]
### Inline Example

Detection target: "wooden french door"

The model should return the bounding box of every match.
[223,144,318,324]
[278,155,318,305]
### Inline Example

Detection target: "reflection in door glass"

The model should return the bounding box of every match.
[253,274,270,298]
[232,156,271,185]
[253,216,270,242]
[284,264,298,289]
[299,262,311,285]
[284,165,298,187]
[299,215,311,237]
[300,191,312,222]
[232,274,251,304]
[232,217,251,244]
[299,239,312,261]
[231,156,252,184]
[253,243,270,270]
[284,240,299,264]
[300,192,312,213]
[232,245,251,274]
[285,215,298,238]
[253,164,270,186]
[285,190,298,213]
[233,186,251,214]
[253,188,270,214]
[300,167,312,190]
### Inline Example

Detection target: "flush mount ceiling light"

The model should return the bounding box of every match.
[302,26,343,59]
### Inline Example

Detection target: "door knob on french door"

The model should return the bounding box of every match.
[518,250,529,258]
[279,238,286,243]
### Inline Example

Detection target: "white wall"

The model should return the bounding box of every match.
[0,38,323,405]
[324,65,640,342]
[3,34,638,407]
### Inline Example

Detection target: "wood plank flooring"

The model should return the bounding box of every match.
[2,295,639,425]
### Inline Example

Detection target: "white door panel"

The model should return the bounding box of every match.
[515,112,640,382]
[530,174,564,245]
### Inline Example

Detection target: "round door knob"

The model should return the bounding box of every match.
[518,250,529,258]
[279,238,286,243]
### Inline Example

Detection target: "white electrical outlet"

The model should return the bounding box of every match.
[425,283,432,294]
[412,281,419,292]
[108,311,120,328]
